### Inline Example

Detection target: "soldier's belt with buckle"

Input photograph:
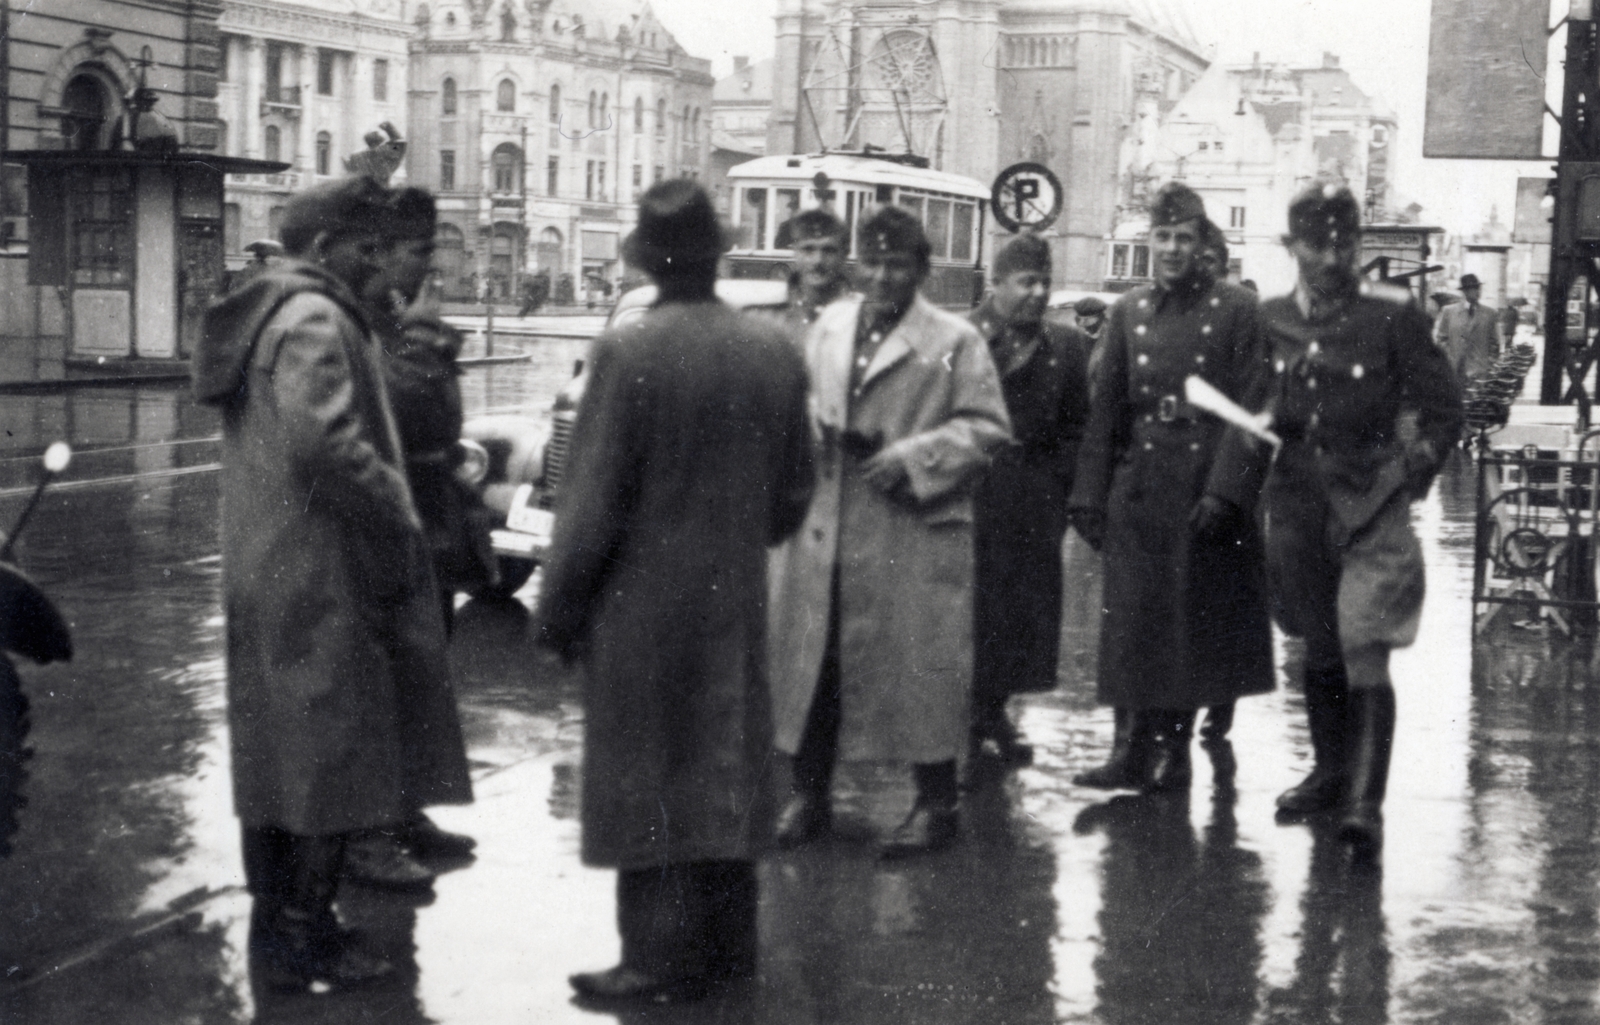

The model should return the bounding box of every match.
[1144,394,1199,423]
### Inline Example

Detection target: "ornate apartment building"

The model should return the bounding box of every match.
[215,0,413,269]
[405,0,713,299]
[765,0,1209,289]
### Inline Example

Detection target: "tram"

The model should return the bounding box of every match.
[725,151,990,309]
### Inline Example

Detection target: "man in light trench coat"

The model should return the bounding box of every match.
[768,205,1013,859]
[194,177,472,992]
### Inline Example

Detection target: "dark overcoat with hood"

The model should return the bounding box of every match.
[194,261,472,835]
[1068,275,1275,710]
[968,299,1091,699]
[536,300,815,871]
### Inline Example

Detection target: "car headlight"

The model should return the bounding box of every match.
[456,439,490,488]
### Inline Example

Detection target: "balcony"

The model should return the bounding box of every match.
[261,86,302,118]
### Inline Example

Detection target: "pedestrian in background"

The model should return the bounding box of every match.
[767,205,1012,859]
[336,185,486,893]
[1433,273,1503,394]
[1241,184,1460,861]
[967,232,1090,771]
[537,180,815,1004]
[193,178,472,991]
[1068,182,1274,796]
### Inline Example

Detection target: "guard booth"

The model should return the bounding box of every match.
[5,147,287,365]
[1359,224,1444,301]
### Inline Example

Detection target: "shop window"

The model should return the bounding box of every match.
[68,167,133,285]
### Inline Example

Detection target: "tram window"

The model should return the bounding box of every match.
[739,188,767,249]
[774,188,802,249]
[926,198,951,259]
[951,202,974,261]
[1132,244,1150,279]
[898,194,925,223]
[845,192,856,252]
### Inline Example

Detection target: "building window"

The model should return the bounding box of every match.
[632,163,642,195]
[1132,244,1150,278]
[217,118,229,155]
[498,79,515,112]
[547,156,560,196]
[317,49,335,96]
[67,167,133,286]
[224,203,241,254]
[440,149,455,191]
[656,98,666,137]
[586,159,595,200]
[681,105,690,141]
[316,131,331,175]
[218,38,230,82]
[1112,243,1127,278]
[1230,206,1246,229]
[653,164,663,183]
[588,91,597,128]
[1214,140,1224,153]
[690,107,700,143]
[598,161,606,200]
[442,77,457,115]
[550,84,561,123]
[493,144,522,192]
[265,43,285,103]
[600,92,609,128]
[634,97,643,131]
[264,125,281,162]
[1198,141,1209,151]
[373,59,388,102]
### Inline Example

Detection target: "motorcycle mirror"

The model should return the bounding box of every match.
[42,442,70,475]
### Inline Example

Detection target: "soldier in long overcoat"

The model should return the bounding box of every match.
[194,178,471,990]
[1235,185,1461,861]
[537,181,815,1004]
[1067,182,1274,796]
[968,233,1090,768]
[767,206,1012,859]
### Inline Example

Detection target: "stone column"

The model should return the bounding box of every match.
[243,36,262,157]
[298,45,316,176]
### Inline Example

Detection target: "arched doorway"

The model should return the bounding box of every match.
[489,222,520,299]
[536,226,563,274]
[435,222,467,299]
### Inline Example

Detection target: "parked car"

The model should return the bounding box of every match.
[459,277,791,599]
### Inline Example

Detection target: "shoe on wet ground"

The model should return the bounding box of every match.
[343,834,437,892]
[879,803,958,861]
[773,792,831,849]
[569,964,717,1005]
[399,814,476,862]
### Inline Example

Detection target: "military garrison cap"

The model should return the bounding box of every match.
[1288,182,1361,247]
[1149,181,1206,227]
[857,205,932,266]
[992,232,1052,280]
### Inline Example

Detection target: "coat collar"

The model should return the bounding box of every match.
[969,297,1043,378]
[859,294,940,389]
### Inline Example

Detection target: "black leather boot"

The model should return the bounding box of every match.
[1339,685,1395,862]
[1276,661,1350,818]
[881,761,959,860]
[1142,711,1194,795]
[1073,708,1150,789]
[1199,703,1235,746]
[250,833,395,992]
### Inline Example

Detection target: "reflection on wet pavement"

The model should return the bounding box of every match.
[5,372,1600,1022]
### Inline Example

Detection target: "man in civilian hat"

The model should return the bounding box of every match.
[537,179,815,1003]
[1074,295,1108,342]
[967,232,1091,770]
[1433,272,1504,394]
[767,204,1011,858]
[1227,182,1460,861]
[194,177,471,990]
[1067,181,1274,796]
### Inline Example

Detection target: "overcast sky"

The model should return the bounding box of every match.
[648,0,1558,235]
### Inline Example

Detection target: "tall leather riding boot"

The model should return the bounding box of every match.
[1073,708,1151,790]
[1276,660,1351,817]
[1142,710,1195,795]
[250,832,393,992]
[1339,685,1395,860]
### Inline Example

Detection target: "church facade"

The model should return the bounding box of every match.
[766,0,1208,289]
